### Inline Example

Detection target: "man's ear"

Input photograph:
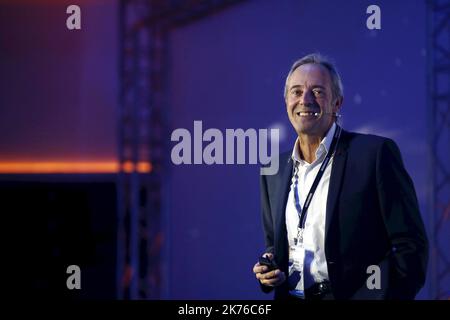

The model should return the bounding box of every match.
[334,96,343,112]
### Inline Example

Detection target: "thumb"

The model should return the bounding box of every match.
[263,252,274,260]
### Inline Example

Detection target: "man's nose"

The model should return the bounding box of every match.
[299,90,314,106]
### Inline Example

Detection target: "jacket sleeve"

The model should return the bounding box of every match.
[260,173,274,255]
[259,172,275,293]
[376,139,429,299]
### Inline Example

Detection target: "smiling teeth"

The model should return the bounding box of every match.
[297,111,319,116]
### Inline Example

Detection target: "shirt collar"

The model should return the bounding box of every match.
[291,122,337,165]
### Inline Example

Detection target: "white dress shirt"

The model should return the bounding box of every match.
[285,122,336,297]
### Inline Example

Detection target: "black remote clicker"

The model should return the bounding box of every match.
[258,255,278,271]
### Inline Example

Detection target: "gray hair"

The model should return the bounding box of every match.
[284,53,344,101]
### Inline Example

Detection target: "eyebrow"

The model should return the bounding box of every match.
[290,84,327,90]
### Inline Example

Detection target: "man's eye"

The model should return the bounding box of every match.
[313,90,323,96]
[292,90,302,96]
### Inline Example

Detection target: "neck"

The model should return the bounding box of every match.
[298,134,322,163]
[298,123,334,163]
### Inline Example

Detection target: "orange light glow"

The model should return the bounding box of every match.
[0,161,152,174]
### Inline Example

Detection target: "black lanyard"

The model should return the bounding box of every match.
[292,125,342,233]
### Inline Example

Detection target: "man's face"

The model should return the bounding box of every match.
[285,63,342,137]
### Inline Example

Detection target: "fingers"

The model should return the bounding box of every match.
[256,269,280,280]
[260,277,281,286]
[253,252,274,274]
[253,253,284,287]
[255,269,282,281]
[259,269,286,287]
[253,263,269,275]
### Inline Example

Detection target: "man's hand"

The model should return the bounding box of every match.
[253,253,286,287]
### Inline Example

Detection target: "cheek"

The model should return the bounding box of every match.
[318,98,333,109]
[286,99,298,110]
[286,108,294,119]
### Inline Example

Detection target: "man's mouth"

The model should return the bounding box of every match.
[295,111,320,117]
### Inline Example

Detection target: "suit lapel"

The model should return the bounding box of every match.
[325,130,350,241]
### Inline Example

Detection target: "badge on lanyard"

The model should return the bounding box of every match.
[294,227,304,246]
[289,243,305,270]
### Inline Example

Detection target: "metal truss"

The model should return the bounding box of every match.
[426,0,450,300]
[118,0,246,299]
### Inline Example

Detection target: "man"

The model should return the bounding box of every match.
[252,53,428,300]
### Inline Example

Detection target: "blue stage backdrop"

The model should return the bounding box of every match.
[167,0,430,299]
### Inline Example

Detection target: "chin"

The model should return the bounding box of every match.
[296,122,314,132]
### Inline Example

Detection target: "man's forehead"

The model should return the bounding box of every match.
[289,63,331,87]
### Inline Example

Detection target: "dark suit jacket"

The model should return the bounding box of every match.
[259,129,428,300]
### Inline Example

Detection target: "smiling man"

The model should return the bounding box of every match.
[252,53,428,300]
